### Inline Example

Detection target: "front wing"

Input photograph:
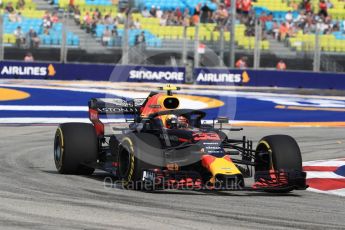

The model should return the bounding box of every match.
[140,169,308,192]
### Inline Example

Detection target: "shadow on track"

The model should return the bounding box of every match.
[43,170,301,197]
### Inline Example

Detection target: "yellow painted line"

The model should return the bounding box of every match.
[275,105,345,112]
[231,122,345,127]
[0,88,30,101]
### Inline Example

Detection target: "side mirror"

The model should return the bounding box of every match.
[212,117,229,130]
[217,117,229,124]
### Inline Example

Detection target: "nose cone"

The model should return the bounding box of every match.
[201,155,242,177]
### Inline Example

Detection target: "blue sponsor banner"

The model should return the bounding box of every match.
[194,68,345,90]
[1,61,345,89]
[0,61,186,83]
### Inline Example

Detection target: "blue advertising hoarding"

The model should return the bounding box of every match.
[0,61,186,83]
[194,68,345,90]
[1,61,345,89]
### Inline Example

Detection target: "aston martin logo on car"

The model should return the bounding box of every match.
[97,107,137,113]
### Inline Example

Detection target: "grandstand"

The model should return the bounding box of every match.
[0,0,344,71]
[1,0,80,47]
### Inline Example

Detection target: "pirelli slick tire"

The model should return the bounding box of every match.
[255,135,302,193]
[256,135,302,171]
[118,133,162,190]
[54,123,98,175]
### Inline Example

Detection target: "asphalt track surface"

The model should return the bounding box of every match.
[1,126,345,230]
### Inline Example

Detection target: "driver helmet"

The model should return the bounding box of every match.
[178,116,189,128]
[165,115,178,129]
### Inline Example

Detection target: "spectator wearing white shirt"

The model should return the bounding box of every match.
[102,26,111,46]
[156,6,163,19]
[134,19,141,29]
[13,26,25,48]
[326,0,333,9]
[160,14,167,26]
[43,16,52,29]
[285,11,293,23]
[294,11,307,28]
[141,7,150,18]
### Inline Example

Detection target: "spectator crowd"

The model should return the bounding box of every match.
[259,0,345,42]
[1,1,61,48]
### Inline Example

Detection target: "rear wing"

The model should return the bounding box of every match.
[88,98,146,115]
[88,98,146,136]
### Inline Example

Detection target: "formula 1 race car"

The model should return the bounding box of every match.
[54,85,308,193]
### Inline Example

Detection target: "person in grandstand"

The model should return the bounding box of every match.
[214,4,229,27]
[235,56,248,69]
[16,0,25,10]
[13,26,25,48]
[156,6,163,19]
[285,11,293,24]
[134,18,141,29]
[135,31,146,46]
[141,7,150,18]
[192,3,201,25]
[276,60,287,70]
[26,28,40,48]
[201,3,212,23]
[241,0,252,16]
[4,2,14,13]
[24,52,34,62]
[303,0,312,14]
[319,0,328,17]
[102,26,112,46]
[149,5,157,17]
[278,22,289,41]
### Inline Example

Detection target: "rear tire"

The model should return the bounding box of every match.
[54,123,98,175]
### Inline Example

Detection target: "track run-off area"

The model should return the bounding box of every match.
[0,79,345,229]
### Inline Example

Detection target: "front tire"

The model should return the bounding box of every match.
[255,135,302,193]
[118,133,162,190]
[54,123,98,175]
[256,135,302,171]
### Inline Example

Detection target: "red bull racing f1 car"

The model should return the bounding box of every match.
[54,85,308,192]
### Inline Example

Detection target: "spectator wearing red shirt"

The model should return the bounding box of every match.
[192,3,201,25]
[319,0,328,17]
[304,0,312,13]
[259,12,269,24]
[175,8,182,21]
[69,0,75,12]
[276,60,287,70]
[242,0,252,16]
[51,12,59,23]
[235,56,248,69]
[236,0,242,14]
[278,22,289,41]
[224,0,231,9]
